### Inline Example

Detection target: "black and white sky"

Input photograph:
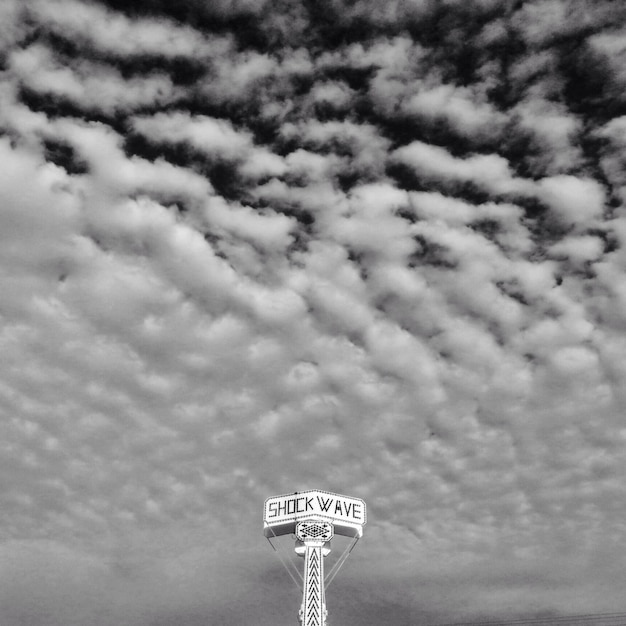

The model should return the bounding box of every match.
[1,0,626,624]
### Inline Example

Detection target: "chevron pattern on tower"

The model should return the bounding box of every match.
[302,545,325,626]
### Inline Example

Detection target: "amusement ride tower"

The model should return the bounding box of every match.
[264,490,366,626]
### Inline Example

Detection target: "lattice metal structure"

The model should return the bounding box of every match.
[263,490,366,626]
[296,521,333,626]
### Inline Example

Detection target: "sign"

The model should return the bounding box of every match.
[264,490,366,535]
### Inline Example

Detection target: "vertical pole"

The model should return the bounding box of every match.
[300,542,326,626]
[295,521,333,626]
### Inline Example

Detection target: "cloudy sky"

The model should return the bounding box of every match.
[1,0,626,624]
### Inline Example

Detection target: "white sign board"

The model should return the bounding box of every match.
[264,490,366,531]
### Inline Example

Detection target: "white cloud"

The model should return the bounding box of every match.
[0,137,80,277]
[198,46,312,109]
[394,143,607,230]
[308,80,356,111]
[549,234,604,267]
[280,119,391,179]
[0,0,27,53]
[405,83,507,139]
[10,44,181,115]
[511,0,614,48]
[132,111,288,181]
[588,29,626,89]
[512,97,584,174]
[202,195,294,252]
[131,112,253,159]
[595,116,626,200]
[28,0,229,60]
[332,183,413,261]
[2,1,626,624]
[392,140,533,195]
[536,175,606,226]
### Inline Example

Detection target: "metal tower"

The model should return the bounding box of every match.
[264,490,366,626]
[296,520,332,626]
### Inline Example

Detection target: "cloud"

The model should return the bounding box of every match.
[0,137,80,280]
[391,140,532,196]
[131,111,288,189]
[331,183,412,261]
[511,97,584,175]
[10,44,181,115]
[132,112,254,160]
[279,119,391,180]
[404,83,507,140]
[0,0,27,53]
[536,175,606,226]
[595,116,626,201]
[549,235,604,268]
[195,44,313,115]
[510,0,618,49]
[589,29,626,93]
[27,0,230,60]
[306,80,356,113]
[1,0,626,624]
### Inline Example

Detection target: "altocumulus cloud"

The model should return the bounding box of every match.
[1,0,626,625]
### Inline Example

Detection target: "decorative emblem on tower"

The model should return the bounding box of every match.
[296,520,334,542]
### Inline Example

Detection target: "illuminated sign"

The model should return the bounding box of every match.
[264,490,366,537]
